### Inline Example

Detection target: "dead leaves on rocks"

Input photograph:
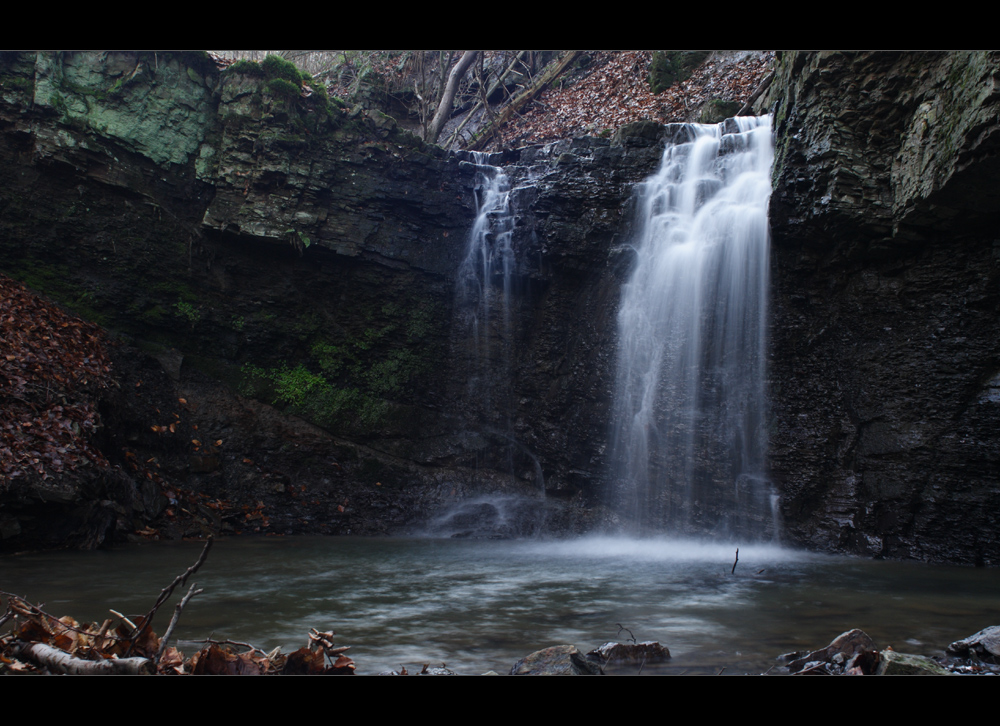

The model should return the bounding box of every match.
[487,51,775,150]
[0,592,356,675]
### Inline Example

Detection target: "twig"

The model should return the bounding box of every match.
[127,536,213,656]
[1,593,130,642]
[155,582,203,665]
[637,654,647,675]
[616,623,636,644]
[732,547,739,574]
[194,637,261,653]
[109,609,136,630]
[716,667,726,675]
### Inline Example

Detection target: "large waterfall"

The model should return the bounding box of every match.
[609,116,777,540]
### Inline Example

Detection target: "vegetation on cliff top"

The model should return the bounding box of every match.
[215,51,774,150]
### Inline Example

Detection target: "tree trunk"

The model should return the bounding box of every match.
[467,51,582,151]
[12,641,154,674]
[425,51,479,145]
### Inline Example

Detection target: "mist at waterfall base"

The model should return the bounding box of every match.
[609,117,776,540]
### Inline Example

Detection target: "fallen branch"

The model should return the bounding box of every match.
[128,536,212,655]
[12,641,153,675]
[616,623,636,644]
[466,51,582,151]
[732,548,739,574]
[444,51,531,149]
[736,71,774,117]
[155,582,203,665]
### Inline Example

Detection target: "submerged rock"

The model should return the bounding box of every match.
[587,641,670,664]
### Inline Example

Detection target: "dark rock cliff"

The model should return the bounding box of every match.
[765,51,1000,564]
[0,51,658,547]
[1,50,998,565]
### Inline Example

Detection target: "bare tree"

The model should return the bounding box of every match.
[424,51,479,145]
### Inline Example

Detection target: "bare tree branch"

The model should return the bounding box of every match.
[425,51,479,145]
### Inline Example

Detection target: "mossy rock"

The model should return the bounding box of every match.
[261,54,302,84]
[648,51,711,95]
[267,78,301,101]
[699,99,742,124]
[227,59,265,78]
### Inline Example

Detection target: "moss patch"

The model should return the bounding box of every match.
[649,51,711,95]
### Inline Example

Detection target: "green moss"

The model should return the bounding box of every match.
[227,59,265,78]
[10,261,109,326]
[648,51,710,95]
[236,294,440,435]
[140,304,169,325]
[152,280,199,303]
[699,99,742,124]
[267,78,301,101]
[0,74,32,95]
[262,54,302,84]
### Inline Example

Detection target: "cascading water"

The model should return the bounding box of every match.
[457,152,515,415]
[609,116,777,540]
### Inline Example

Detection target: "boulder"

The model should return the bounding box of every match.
[510,645,603,675]
[946,625,1000,663]
[876,651,951,675]
[588,641,670,664]
[787,629,880,675]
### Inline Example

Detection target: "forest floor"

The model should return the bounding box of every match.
[484,50,775,149]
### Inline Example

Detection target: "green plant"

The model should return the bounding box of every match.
[174,299,201,329]
[286,229,311,250]
[231,315,245,331]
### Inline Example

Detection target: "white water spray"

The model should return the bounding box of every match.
[609,116,776,540]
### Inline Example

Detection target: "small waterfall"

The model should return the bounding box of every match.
[457,152,515,416]
[608,116,777,540]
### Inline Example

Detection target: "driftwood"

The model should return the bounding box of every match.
[12,641,153,675]
[466,51,583,151]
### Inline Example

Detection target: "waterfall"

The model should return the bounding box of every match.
[608,116,777,540]
[457,152,515,414]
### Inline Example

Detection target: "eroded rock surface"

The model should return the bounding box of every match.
[765,51,1000,564]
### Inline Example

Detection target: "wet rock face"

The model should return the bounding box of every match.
[766,51,1000,564]
[2,51,1000,565]
[0,51,653,544]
